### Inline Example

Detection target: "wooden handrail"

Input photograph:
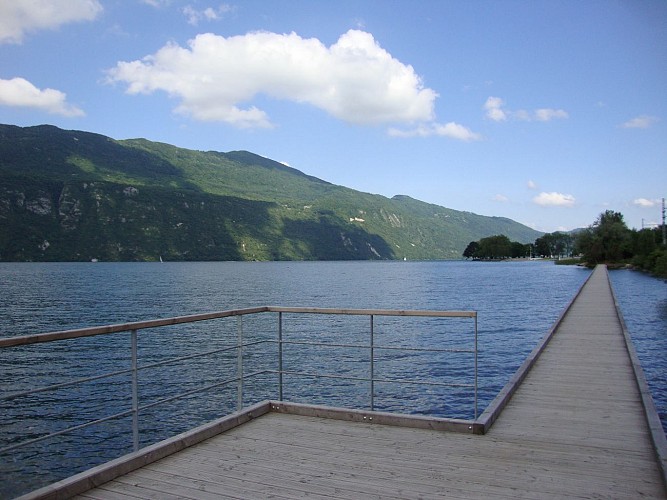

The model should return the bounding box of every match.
[0,306,270,347]
[0,306,475,348]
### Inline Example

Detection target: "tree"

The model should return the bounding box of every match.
[535,234,552,257]
[534,231,574,258]
[577,210,631,264]
[477,235,512,259]
[552,232,575,258]
[633,228,658,257]
[463,241,479,259]
[510,241,529,258]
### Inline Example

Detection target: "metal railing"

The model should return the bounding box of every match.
[0,306,477,458]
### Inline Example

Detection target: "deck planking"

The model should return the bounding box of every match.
[35,265,666,499]
[72,411,663,499]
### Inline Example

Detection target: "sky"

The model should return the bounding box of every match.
[1,0,666,233]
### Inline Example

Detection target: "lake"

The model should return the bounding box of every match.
[0,260,664,497]
[608,268,667,435]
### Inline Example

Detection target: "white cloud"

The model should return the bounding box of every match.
[0,0,102,44]
[622,115,659,129]
[484,96,507,122]
[513,109,532,121]
[182,4,234,26]
[492,194,509,202]
[432,122,481,141]
[633,198,660,208]
[353,18,366,29]
[532,192,576,207]
[485,96,568,122]
[107,30,438,129]
[0,77,84,117]
[388,122,481,141]
[142,0,169,6]
[534,108,569,121]
[527,179,538,190]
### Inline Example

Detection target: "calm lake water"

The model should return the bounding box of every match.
[0,260,664,498]
[608,268,667,434]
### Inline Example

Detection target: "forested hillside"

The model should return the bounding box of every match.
[0,124,541,261]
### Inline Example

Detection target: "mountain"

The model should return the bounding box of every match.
[0,124,541,262]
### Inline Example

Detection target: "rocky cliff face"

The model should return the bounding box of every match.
[0,179,395,262]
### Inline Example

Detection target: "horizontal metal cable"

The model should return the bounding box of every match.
[272,339,474,354]
[136,339,269,372]
[1,368,133,401]
[1,340,271,401]
[0,408,134,455]
[273,370,474,389]
[138,370,270,412]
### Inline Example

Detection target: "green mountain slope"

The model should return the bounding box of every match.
[0,124,541,261]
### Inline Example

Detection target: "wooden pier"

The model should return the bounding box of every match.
[22,265,667,499]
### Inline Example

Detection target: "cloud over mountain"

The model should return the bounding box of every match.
[533,192,575,207]
[0,77,84,116]
[107,29,438,129]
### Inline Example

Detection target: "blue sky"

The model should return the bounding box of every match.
[1,0,665,233]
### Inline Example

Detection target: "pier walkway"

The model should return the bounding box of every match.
[27,265,666,499]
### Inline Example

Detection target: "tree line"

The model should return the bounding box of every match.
[462,210,667,278]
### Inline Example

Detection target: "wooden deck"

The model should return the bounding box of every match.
[24,265,667,499]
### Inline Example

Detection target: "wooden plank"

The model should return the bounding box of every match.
[269,400,480,434]
[93,413,661,499]
[207,415,661,479]
[75,490,145,500]
[139,458,425,500]
[228,415,657,466]
[195,439,654,490]
[129,446,516,499]
[77,409,664,499]
[84,480,196,500]
[112,470,247,500]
